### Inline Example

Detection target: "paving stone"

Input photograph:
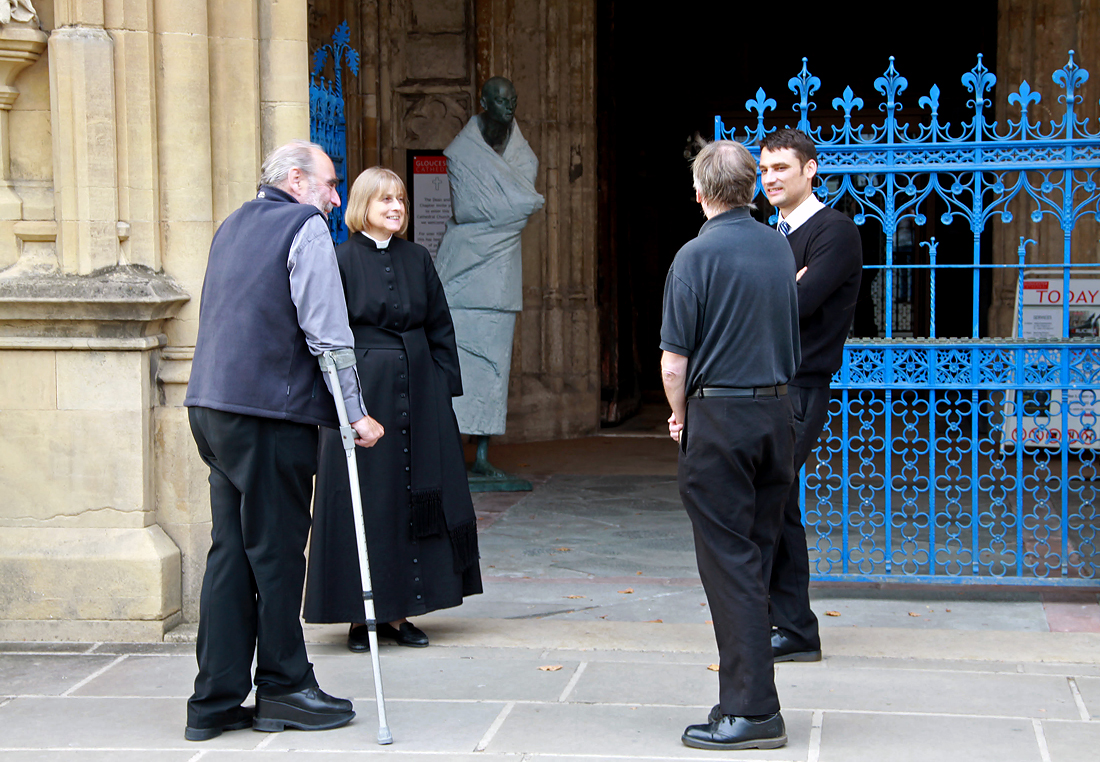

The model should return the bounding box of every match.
[818,712,1042,762]
[1072,676,1100,718]
[566,660,718,706]
[204,754,515,762]
[824,656,1021,673]
[310,653,578,702]
[258,699,502,752]
[3,754,194,761]
[69,655,196,698]
[484,702,812,759]
[1022,663,1100,677]
[0,642,94,654]
[0,697,258,750]
[776,666,1079,719]
[0,654,119,696]
[812,597,1050,632]
[1041,719,1100,762]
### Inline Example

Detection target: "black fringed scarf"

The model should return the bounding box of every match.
[352,323,479,573]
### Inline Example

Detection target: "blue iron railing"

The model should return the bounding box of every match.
[717,53,1100,585]
[310,21,359,243]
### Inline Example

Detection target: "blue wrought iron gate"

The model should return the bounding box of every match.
[310,21,359,243]
[717,53,1100,585]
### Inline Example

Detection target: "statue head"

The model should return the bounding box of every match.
[480,77,517,127]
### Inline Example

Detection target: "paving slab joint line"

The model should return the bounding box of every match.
[253,731,278,750]
[806,709,824,762]
[474,700,515,751]
[1032,718,1053,762]
[1067,676,1091,720]
[84,642,101,655]
[558,661,588,702]
[185,751,207,762]
[60,654,127,697]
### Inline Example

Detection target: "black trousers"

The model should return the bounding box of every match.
[679,394,795,716]
[186,407,320,728]
[767,384,831,648]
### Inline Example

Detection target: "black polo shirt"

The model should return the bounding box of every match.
[660,207,801,393]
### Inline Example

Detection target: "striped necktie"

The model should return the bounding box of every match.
[778,220,791,236]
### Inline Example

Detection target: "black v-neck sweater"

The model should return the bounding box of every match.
[784,206,863,386]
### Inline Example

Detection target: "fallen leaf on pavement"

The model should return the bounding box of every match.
[539,665,563,671]
[908,612,921,617]
[555,547,571,552]
[825,610,841,617]
[564,595,585,599]
[705,620,713,624]
[618,588,634,594]
[707,664,719,671]
[945,608,952,612]
[636,571,643,575]
[647,619,663,623]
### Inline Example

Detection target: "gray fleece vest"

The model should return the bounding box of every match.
[184,186,338,428]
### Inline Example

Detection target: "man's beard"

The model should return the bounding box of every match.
[306,182,333,217]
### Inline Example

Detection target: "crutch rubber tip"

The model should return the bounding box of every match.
[378,727,393,745]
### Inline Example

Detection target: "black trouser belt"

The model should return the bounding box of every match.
[689,384,787,399]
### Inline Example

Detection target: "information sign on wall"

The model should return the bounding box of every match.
[1003,270,1100,449]
[407,151,452,260]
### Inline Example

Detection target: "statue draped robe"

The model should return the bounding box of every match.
[435,116,544,435]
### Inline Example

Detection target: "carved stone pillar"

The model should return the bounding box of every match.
[0,19,45,221]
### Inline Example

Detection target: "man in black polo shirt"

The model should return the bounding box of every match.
[759,129,862,664]
[661,140,800,750]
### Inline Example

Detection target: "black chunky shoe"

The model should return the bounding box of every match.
[184,705,253,741]
[682,712,787,750]
[253,687,355,732]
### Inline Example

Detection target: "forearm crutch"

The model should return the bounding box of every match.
[319,350,393,745]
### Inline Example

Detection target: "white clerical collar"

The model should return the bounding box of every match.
[361,232,391,249]
[777,193,825,234]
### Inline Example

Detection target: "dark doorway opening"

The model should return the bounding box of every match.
[596,3,998,426]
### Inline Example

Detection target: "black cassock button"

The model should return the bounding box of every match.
[403,448,408,453]
[402,412,408,417]
[389,285,394,290]
[405,466,410,471]
[385,267,391,272]
[400,393,406,399]
[402,429,407,434]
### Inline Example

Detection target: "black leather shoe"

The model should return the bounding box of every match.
[772,627,822,662]
[253,687,355,732]
[347,623,371,653]
[682,712,787,750]
[377,621,429,647]
[185,705,253,741]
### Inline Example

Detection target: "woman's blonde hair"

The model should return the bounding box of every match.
[344,167,409,236]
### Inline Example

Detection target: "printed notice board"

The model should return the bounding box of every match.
[1002,270,1100,449]
[407,151,452,260]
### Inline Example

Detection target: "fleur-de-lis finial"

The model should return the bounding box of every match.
[874,56,909,113]
[1053,49,1088,106]
[788,58,820,132]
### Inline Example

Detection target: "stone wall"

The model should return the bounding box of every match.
[0,0,311,639]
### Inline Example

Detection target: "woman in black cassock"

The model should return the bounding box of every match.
[304,167,481,651]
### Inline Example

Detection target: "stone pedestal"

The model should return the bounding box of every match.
[0,267,189,641]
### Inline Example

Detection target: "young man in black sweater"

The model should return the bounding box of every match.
[759,129,862,662]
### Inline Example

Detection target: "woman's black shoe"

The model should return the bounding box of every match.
[347,623,371,653]
[377,621,429,647]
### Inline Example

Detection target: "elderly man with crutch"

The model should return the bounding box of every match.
[183,139,389,742]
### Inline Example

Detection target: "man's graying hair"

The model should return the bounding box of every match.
[260,139,323,187]
[691,140,758,211]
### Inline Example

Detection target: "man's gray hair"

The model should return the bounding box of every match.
[260,139,323,187]
[691,140,758,211]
